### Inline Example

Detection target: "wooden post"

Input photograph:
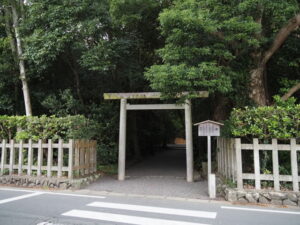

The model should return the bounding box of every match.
[207,136,211,175]
[74,140,80,178]
[231,139,237,182]
[37,139,43,176]
[57,139,63,178]
[94,141,97,173]
[253,138,261,189]
[0,140,7,175]
[118,98,127,181]
[220,139,224,176]
[185,99,194,182]
[47,139,53,178]
[9,139,15,175]
[27,139,33,176]
[230,139,235,180]
[217,138,220,173]
[291,139,299,192]
[85,141,89,175]
[18,140,23,176]
[80,141,84,176]
[68,139,74,179]
[235,138,243,189]
[225,140,228,178]
[227,140,230,179]
[272,139,280,191]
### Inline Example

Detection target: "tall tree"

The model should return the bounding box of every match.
[1,0,32,115]
[146,0,300,107]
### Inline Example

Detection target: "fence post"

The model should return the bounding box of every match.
[94,141,97,173]
[80,140,84,176]
[272,139,280,191]
[47,139,53,178]
[291,138,299,192]
[231,139,237,182]
[68,139,74,179]
[74,140,80,178]
[27,139,33,176]
[0,140,7,175]
[224,139,228,178]
[235,138,243,189]
[57,139,63,178]
[85,141,89,175]
[229,139,234,180]
[253,138,261,189]
[217,138,220,173]
[9,139,15,175]
[18,140,23,176]
[227,139,233,179]
[87,140,91,175]
[220,138,224,176]
[37,139,43,176]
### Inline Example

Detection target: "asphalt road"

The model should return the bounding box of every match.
[0,187,299,225]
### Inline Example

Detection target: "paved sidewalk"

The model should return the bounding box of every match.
[87,148,209,199]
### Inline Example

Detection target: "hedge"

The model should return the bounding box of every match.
[227,97,300,139]
[0,115,99,141]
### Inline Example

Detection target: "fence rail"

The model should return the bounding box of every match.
[217,138,300,192]
[0,139,97,179]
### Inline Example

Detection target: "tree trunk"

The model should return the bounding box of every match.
[249,66,268,106]
[249,14,300,106]
[212,95,232,121]
[281,82,300,101]
[12,2,32,116]
[4,8,18,65]
[65,57,85,105]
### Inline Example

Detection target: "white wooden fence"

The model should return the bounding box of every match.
[0,139,97,179]
[217,138,300,192]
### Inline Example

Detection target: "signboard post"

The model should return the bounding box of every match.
[194,120,223,198]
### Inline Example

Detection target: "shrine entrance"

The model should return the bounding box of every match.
[104,92,209,182]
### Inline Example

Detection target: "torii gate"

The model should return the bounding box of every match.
[104,92,209,182]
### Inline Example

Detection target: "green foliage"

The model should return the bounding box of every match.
[228,96,300,139]
[0,115,99,141]
[224,178,237,188]
[146,0,299,105]
[41,89,83,116]
[146,63,232,98]
[97,143,118,166]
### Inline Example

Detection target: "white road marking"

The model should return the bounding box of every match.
[0,187,105,199]
[37,223,65,225]
[0,192,43,204]
[0,187,35,193]
[222,206,300,215]
[62,210,211,225]
[88,201,217,219]
[45,192,106,199]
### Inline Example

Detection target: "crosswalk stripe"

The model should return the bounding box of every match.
[0,192,43,205]
[87,201,216,219]
[62,210,211,225]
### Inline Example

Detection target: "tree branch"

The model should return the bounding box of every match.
[281,82,300,101]
[262,14,300,66]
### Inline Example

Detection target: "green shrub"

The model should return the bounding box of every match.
[97,143,118,165]
[0,115,99,141]
[227,96,300,139]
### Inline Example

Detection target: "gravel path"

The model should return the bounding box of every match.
[87,148,209,199]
